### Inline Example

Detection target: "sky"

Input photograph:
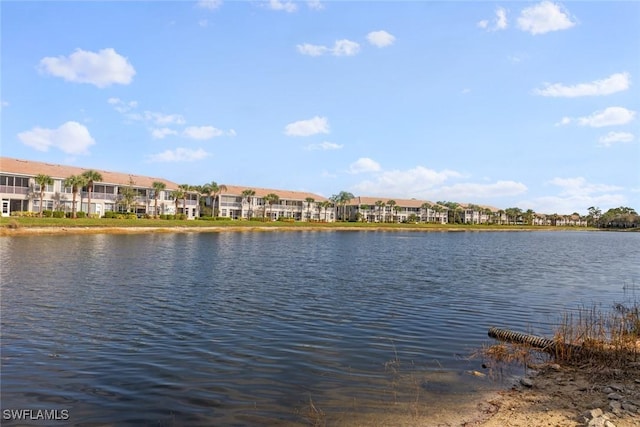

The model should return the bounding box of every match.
[1,0,639,215]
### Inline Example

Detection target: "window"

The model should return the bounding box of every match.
[34,183,54,192]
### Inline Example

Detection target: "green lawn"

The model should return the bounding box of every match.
[0,216,589,231]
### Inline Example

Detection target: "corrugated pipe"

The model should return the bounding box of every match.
[488,327,584,356]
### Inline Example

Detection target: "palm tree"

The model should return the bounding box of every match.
[375,200,385,223]
[81,170,103,217]
[386,200,396,223]
[305,197,315,222]
[264,193,280,221]
[152,181,166,218]
[63,174,86,219]
[206,181,227,218]
[320,200,332,222]
[171,188,185,217]
[241,189,256,220]
[178,184,191,217]
[359,204,370,222]
[421,202,432,223]
[34,174,54,217]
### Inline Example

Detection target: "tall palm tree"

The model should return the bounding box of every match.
[305,197,315,222]
[421,202,432,223]
[171,188,185,217]
[152,181,166,218]
[386,200,396,223]
[178,184,191,217]
[206,181,227,218]
[241,189,256,220]
[360,204,370,222]
[34,174,54,217]
[264,193,280,221]
[81,170,103,217]
[64,174,86,219]
[375,200,385,223]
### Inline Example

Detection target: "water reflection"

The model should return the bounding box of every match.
[1,231,638,425]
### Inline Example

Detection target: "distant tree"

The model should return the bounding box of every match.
[421,202,432,223]
[63,174,86,219]
[375,200,385,223]
[118,178,136,213]
[305,197,315,222]
[178,184,192,217]
[204,181,227,218]
[263,193,280,221]
[241,189,256,220]
[386,200,396,223]
[81,170,103,217]
[34,174,54,217]
[360,204,370,222]
[171,188,185,217]
[152,181,166,218]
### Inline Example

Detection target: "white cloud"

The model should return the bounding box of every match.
[366,30,396,48]
[18,121,96,155]
[559,107,636,127]
[495,7,508,30]
[183,126,224,140]
[517,1,576,35]
[549,177,622,196]
[307,0,323,10]
[197,0,222,10]
[38,48,135,88]
[151,128,178,139]
[148,148,210,162]
[305,141,343,151]
[351,166,462,196]
[521,177,626,213]
[285,116,329,136]
[199,19,209,27]
[478,7,508,32]
[435,181,527,200]
[107,97,138,113]
[598,131,634,147]
[132,111,186,126]
[266,0,297,13]
[577,107,636,127]
[1,100,8,108]
[297,40,360,57]
[348,158,381,174]
[534,72,630,97]
[296,44,329,57]
[333,39,360,56]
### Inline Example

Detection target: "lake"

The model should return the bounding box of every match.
[1,230,638,425]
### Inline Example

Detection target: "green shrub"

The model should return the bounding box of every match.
[103,211,118,219]
[76,211,87,218]
[52,211,65,218]
[126,214,137,220]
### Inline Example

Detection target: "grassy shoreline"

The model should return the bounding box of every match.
[0,216,598,236]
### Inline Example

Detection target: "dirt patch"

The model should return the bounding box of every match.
[461,362,640,427]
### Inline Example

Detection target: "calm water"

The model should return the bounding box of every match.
[1,231,639,425]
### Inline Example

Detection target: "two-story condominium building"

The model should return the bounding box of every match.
[0,157,199,218]
[343,196,449,224]
[213,185,331,222]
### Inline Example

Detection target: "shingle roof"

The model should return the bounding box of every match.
[221,185,328,202]
[0,157,180,189]
[346,196,446,209]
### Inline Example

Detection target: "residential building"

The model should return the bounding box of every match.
[0,157,198,218]
[344,196,449,224]
[213,185,331,222]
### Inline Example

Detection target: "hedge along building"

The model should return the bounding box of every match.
[0,157,199,218]
[213,185,332,222]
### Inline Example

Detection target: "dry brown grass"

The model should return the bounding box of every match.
[481,300,640,375]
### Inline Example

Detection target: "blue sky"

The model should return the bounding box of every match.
[2,0,639,214]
